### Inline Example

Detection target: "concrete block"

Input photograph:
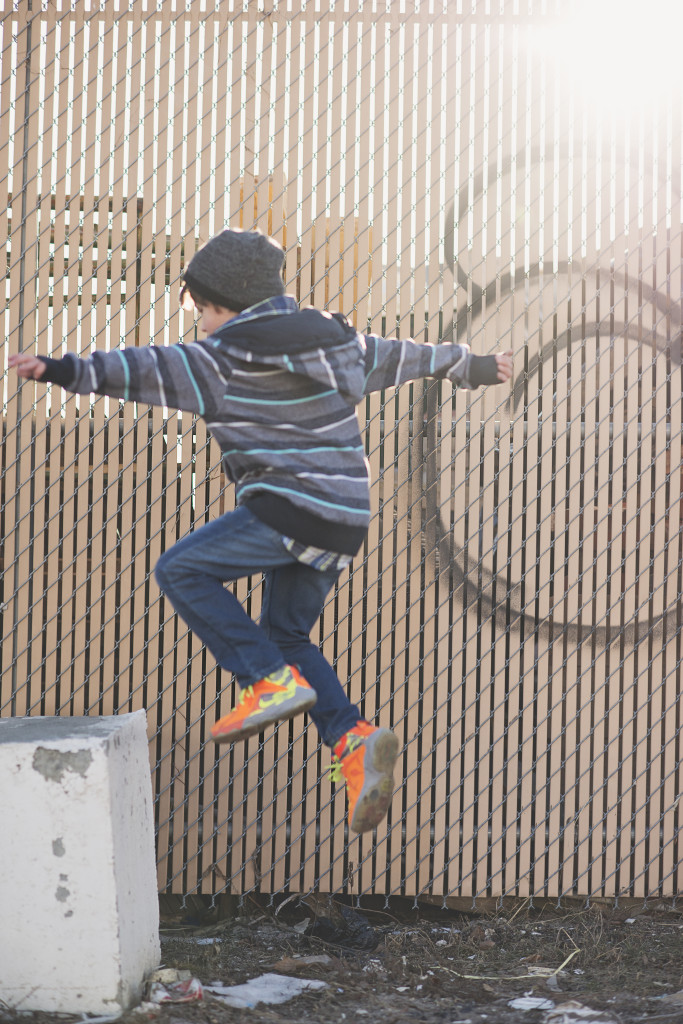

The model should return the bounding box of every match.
[0,711,160,1014]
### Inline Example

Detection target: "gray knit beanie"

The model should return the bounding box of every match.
[182,228,286,310]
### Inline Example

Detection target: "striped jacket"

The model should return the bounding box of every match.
[40,296,476,554]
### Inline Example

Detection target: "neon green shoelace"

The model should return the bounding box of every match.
[328,732,364,782]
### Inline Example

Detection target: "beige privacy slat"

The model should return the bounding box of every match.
[660,124,683,896]
[4,11,38,715]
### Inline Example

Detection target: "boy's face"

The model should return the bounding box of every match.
[194,301,236,335]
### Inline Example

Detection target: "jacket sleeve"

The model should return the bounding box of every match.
[362,335,474,394]
[38,343,222,416]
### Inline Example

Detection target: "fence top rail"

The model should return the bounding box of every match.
[0,0,571,25]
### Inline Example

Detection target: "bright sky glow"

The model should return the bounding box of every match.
[534,0,683,117]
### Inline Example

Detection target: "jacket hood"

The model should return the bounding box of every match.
[211,308,367,403]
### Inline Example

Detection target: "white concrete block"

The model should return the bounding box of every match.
[0,711,160,1014]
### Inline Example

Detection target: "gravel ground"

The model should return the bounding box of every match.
[4,895,683,1024]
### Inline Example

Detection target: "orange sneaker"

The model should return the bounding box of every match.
[330,721,399,833]
[210,665,316,743]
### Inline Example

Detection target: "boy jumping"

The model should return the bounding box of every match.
[10,228,513,834]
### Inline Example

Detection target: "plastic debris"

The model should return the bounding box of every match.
[362,958,388,976]
[145,969,203,1004]
[272,954,333,972]
[206,972,327,1009]
[544,1001,615,1023]
[130,1002,162,1019]
[509,995,556,1010]
[146,968,190,985]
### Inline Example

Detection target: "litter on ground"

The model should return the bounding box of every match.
[508,995,556,1010]
[544,1001,617,1023]
[205,972,328,1008]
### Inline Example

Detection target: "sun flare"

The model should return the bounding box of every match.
[535,0,683,117]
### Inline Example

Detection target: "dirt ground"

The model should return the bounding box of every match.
[5,894,683,1024]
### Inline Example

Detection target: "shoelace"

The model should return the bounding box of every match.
[238,685,254,704]
[328,732,365,782]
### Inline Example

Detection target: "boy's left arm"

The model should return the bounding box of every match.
[362,334,513,392]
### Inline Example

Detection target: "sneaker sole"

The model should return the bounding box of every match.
[349,729,400,833]
[211,687,317,744]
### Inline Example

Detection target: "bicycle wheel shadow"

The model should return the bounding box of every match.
[430,143,682,648]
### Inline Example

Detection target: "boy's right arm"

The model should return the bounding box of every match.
[9,344,217,416]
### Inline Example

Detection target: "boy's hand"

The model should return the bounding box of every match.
[8,353,47,380]
[468,349,514,387]
[495,350,513,383]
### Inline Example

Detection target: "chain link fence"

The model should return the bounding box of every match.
[2,0,682,903]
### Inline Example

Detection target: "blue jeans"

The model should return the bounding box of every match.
[154,506,361,748]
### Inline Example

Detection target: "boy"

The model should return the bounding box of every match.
[10,227,513,834]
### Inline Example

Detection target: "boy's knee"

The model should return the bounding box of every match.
[155,549,180,591]
[154,556,168,592]
[155,545,214,592]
